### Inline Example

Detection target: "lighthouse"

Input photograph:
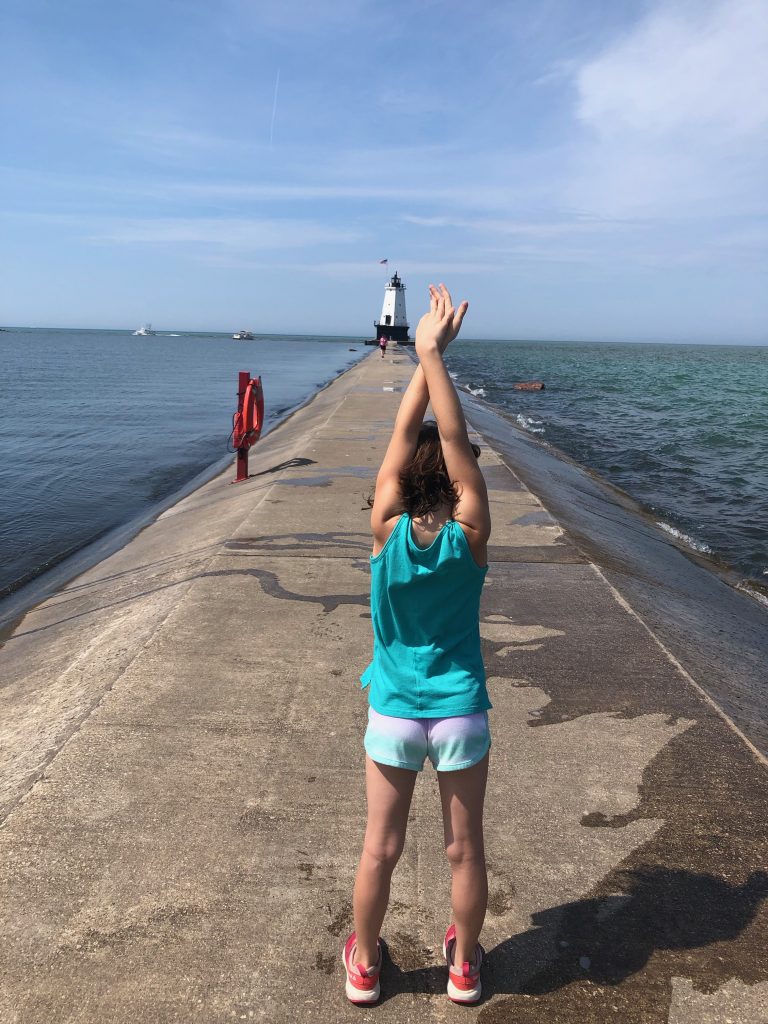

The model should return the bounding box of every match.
[374,271,411,344]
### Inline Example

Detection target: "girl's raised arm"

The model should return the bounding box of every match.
[415,285,490,544]
[370,364,429,543]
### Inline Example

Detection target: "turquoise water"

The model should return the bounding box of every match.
[446,340,768,587]
[0,329,365,597]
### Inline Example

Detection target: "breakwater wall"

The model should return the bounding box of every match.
[1,351,766,1023]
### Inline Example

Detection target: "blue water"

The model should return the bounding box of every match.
[0,329,366,597]
[446,339,768,589]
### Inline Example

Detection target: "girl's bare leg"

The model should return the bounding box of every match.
[352,756,417,966]
[438,753,489,966]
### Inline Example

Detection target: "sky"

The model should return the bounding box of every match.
[1,0,767,342]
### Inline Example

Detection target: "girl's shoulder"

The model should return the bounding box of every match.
[452,519,489,571]
[371,512,408,561]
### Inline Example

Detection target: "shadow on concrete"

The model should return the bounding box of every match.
[4,533,372,642]
[210,565,369,615]
[486,866,768,994]
[377,867,768,1017]
[224,531,371,554]
[1,543,225,644]
[248,457,317,477]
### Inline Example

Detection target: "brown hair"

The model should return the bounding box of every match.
[367,420,480,518]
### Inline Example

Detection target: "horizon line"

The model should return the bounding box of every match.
[2,325,766,347]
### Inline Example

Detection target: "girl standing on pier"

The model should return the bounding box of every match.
[343,284,492,1006]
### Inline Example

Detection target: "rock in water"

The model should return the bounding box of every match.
[514,380,545,391]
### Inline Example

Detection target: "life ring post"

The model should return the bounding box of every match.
[232,370,264,483]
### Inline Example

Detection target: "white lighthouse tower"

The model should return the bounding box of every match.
[374,271,410,344]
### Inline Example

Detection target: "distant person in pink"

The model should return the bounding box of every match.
[379,336,388,359]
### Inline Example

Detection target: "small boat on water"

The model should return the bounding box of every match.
[132,323,156,336]
[233,329,254,340]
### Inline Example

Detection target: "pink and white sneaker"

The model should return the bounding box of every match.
[442,924,484,1004]
[342,932,382,1005]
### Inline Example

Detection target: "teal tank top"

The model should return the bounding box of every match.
[361,514,490,718]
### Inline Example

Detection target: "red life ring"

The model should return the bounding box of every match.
[233,376,264,448]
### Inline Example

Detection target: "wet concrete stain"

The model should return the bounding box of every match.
[376,940,447,998]
[387,899,410,916]
[486,857,518,917]
[487,543,586,564]
[297,861,315,880]
[237,806,261,833]
[224,532,370,555]
[482,465,529,492]
[478,867,768,1024]
[512,510,556,527]
[275,465,376,487]
[473,716,768,1022]
[299,465,376,478]
[278,477,335,485]
[62,902,206,953]
[326,899,353,938]
[387,931,433,971]
[313,951,335,975]
[478,564,697,730]
[488,886,516,916]
[275,477,333,487]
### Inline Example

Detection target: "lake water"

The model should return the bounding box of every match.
[0,329,366,598]
[446,339,768,594]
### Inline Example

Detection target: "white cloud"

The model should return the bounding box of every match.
[0,164,457,205]
[401,214,631,237]
[570,0,768,217]
[86,217,362,249]
[577,0,768,138]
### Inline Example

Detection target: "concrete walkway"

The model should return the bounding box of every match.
[1,351,766,1024]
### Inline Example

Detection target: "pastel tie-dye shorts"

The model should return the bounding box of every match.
[364,707,491,773]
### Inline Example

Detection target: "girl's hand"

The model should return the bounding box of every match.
[415,283,468,356]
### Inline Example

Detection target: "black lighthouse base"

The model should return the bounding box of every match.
[372,322,411,345]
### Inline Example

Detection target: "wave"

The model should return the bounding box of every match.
[656,521,713,554]
[467,385,486,397]
[515,413,546,435]
[736,581,768,609]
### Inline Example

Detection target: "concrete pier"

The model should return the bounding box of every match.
[1,351,767,1023]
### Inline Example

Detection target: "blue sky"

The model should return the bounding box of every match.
[1,0,766,341]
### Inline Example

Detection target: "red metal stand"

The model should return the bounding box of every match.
[235,445,249,483]
[234,371,250,483]
[232,370,264,483]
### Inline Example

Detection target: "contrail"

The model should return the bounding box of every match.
[269,68,280,148]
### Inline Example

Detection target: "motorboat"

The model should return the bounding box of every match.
[233,329,254,340]
[132,323,156,336]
